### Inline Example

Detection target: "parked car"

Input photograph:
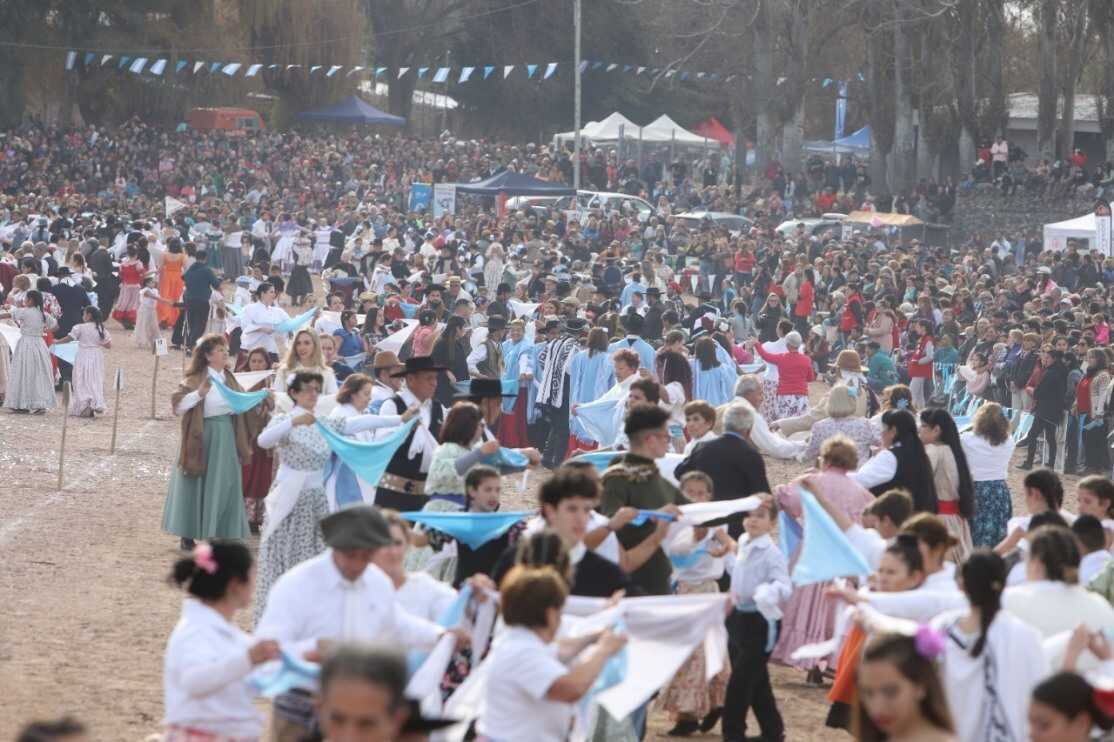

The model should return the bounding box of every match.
[674,211,754,236]
[775,212,847,238]
[186,107,264,134]
[555,191,655,223]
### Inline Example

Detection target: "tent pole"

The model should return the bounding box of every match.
[573,0,582,192]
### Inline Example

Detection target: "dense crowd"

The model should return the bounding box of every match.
[3,119,1114,742]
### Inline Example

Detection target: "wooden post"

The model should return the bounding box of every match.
[110,368,123,454]
[151,352,160,419]
[57,382,71,490]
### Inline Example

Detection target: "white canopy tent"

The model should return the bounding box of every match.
[643,115,711,145]
[1043,213,1095,252]
[554,112,717,147]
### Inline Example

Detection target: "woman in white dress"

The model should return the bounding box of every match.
[55,306,111,417]
[484,241,506,292]
[253,370,410,622]
[0,289,56,413]
[236,283,290,370]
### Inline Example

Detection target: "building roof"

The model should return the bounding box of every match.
[1007,92,1101,133]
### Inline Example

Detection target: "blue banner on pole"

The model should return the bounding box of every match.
[835,80,848,140]
[409,183,433,212]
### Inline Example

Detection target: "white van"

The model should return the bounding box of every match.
[557,190,655,224]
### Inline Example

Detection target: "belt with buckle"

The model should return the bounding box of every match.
[378,473,426,496]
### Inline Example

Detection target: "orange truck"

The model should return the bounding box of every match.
[186,107,264,134]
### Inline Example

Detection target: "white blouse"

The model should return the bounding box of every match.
[174,372,235,418]
[163,599,261,738]
[396,572,458,622]
[960,431,1017,482]
[849,449,897,489]
[239,302,290,355]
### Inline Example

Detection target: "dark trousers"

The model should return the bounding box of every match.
[1084,420,1111,473]
[183,299,210,350]
[1024,416,1059,468]
[722,610,784,741]
[541,392,570,468]
[1064,415,1082,472]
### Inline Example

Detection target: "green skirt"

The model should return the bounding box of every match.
[162,415,251,540]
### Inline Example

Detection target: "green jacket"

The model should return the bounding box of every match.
[867,351,898,387]
[599,452,688,596]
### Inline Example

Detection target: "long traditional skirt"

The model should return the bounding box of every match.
[971,479,1012,548]
[162,415,251,540]
[771,393,810,421]
[69,346,107,416]
[497,391,530,448]
[241,442,274,527]
[254,485,329,624]
[654,580,729,718]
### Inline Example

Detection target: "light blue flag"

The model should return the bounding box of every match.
[209,375,269,413]
[569,451,622,472]
[401,511,528,550]
[50,342,78,366]
[175,59,188,74]
[527,64,538,78]
[210,61,222,74]
[778,510,802,560]
[574,396,622,446]
[249,651,320,698]
[65,51,77,71]
[316,418,418,490]
[792,488,871,586]
[578,619,628,718]
[482,446,529,473]
[952,415,972,431]
[84,52,96,67]
[400,301,419,318]
[272,307,318,334]
[670,545,709,570]
[483,65,495,79]
[630,510,676,526]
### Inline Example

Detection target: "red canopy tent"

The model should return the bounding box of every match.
[693,117,735,147]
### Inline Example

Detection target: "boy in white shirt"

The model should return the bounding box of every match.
[722,496,791,742]
[1074,515,1112,585]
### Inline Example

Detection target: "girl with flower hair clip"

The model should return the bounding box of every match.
[163,541,280,741]
[853,550,1049,742]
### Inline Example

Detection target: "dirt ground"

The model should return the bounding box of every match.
[0,317,1078,741]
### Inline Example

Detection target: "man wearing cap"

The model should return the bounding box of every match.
[255,505,446,742]
[465,315,507,379]
[608,312,657,380]
[374,356,447,510]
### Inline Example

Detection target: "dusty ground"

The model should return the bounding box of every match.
[0,317,1078,741]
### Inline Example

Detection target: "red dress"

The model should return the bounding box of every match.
[111,259,144,324]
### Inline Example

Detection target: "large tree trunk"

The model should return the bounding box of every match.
[1100,2,1114,161]
[1037,0,1059,158]
[983,0,1009,139]
[1057,3,1090,160]
[954,0,978,176]
[781,102,805,174]
[890,0,917,194]
[751,0,776,171]
[864,0,891,196]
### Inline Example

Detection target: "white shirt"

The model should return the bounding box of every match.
[163,599,261,738]
[1081,550,1112,586]
[743,400,806,460]
[960,431,1017,482]
[849,449,897,489]
[396,572,459,623]
[479,626,573,742]
[239,302,290,354]
[255,551,442,664]
[845,525,892,570]
[175,376,235,418]
[377,388,442,472]
[683,430,717,455]
[727,533,791,609]
[761,339,786,382]
[1003,580,1114,641]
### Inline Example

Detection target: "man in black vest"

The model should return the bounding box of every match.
[375,355,447,511]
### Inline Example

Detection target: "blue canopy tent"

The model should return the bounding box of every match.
[453,171,575,197]
[804,125,872,155]
[296,96,406,126]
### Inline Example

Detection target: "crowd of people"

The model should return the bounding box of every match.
[3,117,1114,742]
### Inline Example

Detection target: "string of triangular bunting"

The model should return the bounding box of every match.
[63,51,754,85]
